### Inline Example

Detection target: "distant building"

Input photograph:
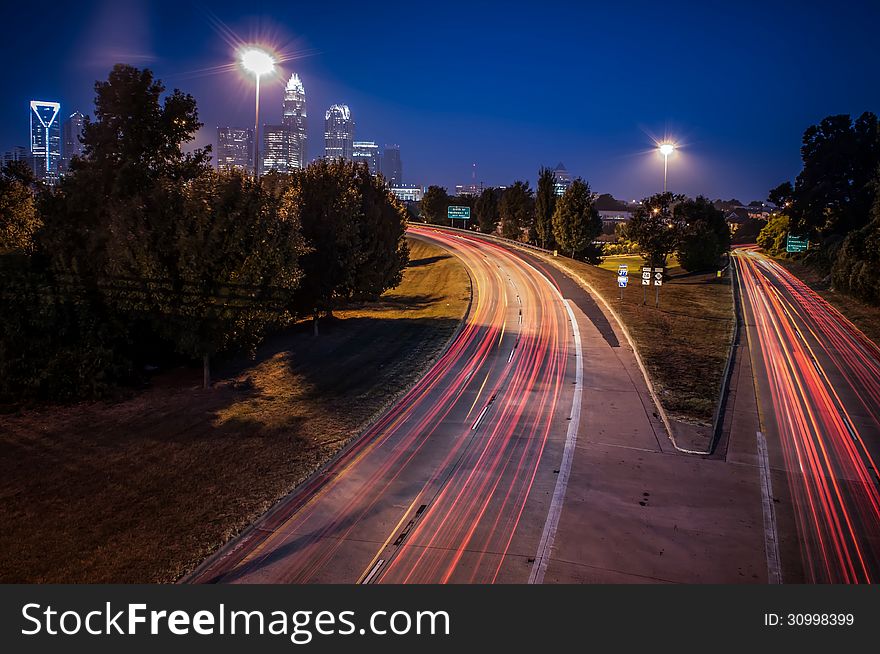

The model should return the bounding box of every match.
[2,145,32,171]
[282,73,307,170]
[262,125,294,174]
[598,209,633,227]
[61,111,86,173]
[454,183,482,197]
[382,144,402,186]
[216,127,254,174]
[353,141,381,174]
[324,104,354,161]
[29,100,61,185]
[552,162,572,196]
[390,185,423,202]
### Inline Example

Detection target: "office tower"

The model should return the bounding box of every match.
[282,73,307,170]
[262,125,294,174]
[352,141,381,175]
[61,111,86,173]
[29,100,61,185]
[382,144,402,186]
[216,127,254,174]
[552,162,572,196]
[324,104,354,161]
[2,146,32,171]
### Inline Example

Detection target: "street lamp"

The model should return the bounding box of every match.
[658,142,675,192]
[240,47,275,178]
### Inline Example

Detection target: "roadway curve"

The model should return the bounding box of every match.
[191,225,579,583]
[735,248,880,583]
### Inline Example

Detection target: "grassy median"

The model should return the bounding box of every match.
[0,237,471,583]
[541,252,734,426]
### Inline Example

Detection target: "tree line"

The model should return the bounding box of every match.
[0,65,409,401]
[419,170,730,273]
[761,112,880,306]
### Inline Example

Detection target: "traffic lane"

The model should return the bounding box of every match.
[374,229,575,583]
[197,227,576,584]
[735,250,880,583]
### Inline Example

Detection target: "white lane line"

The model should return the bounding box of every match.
[472,404,490,431]
[362,559,385,585]
[528,299,583,584]
[757,431,782,584]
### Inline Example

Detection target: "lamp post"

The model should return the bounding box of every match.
[240,48,275,178]
[658,142,674,192]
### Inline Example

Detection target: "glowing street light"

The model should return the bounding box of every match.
[240,47,275,178]
[658,142,675,192]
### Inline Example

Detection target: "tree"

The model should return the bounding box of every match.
[626,192,685,269]
[292,159,362,335]
[768,181,793,209]
[0,162,39,251]
[499,181,533,241]
[832,168,880,305]
[347,163,410,300]
[756,213,790,256]
[535,167,557,249]
[420,185,449,225]
[675,196,731,271]
[552,178,602,261]
[475,187,500,234]
[789,112,880,239]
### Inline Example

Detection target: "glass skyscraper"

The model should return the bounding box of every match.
[61,111,86,173]
[216,127,254,174]
[282,73,307,170]
[324,104,354,161]
[353,141,381,175]
[552,163,572,196]
[382,144,402,186]
[262,125,293,174]
[30,100,61,185]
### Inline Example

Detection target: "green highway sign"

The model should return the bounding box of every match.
[447,205,471,220]
[786,234,808,253]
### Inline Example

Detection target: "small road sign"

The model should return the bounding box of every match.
[786,234,808,253]
[641,267,651,286]
[617,264,628,290]
[653,267,664,287]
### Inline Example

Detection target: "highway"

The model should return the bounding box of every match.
[734,248,880,583]
[191,225,580,583]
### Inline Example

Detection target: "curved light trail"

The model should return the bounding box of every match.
[735,248,880,583]
[192,225,578,584]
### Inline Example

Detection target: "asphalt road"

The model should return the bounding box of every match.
[190,229,770,584]
[734,248,880,583]
[191,226,579,583]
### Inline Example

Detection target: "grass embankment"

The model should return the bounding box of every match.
[775,257,880,347]
[549,252,733,425]
[0,237,470,583]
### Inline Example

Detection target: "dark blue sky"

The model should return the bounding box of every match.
[3,0,878,201]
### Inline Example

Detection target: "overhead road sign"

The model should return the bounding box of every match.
[447,205,471,220]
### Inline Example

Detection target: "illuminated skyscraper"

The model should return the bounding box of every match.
[282,73,307,170]
[30,100,61,185]
[262,125,293,174]
[552,162,572,196]
[324,104,354,161]
[353,141,381,174]
[216,127,254,174]
[382,144,402,186]
[61,111,86,173]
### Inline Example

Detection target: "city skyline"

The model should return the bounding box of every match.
[1,2,879,200]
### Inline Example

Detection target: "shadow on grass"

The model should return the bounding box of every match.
[407,254,451,268]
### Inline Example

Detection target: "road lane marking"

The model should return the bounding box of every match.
[529,299,583,584]
[757,431,783,584]
[362,559,385,585]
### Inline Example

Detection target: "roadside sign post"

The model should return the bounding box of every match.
[785,234,808,253]
[617,264,628,300]
[653,267,664,307]
[447,205,471,228]
[641,266,651,304]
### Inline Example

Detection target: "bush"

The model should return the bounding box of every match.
[831,218,880,305]
[757,214,790,256]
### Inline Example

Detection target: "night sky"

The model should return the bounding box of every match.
[3,0,878,201]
